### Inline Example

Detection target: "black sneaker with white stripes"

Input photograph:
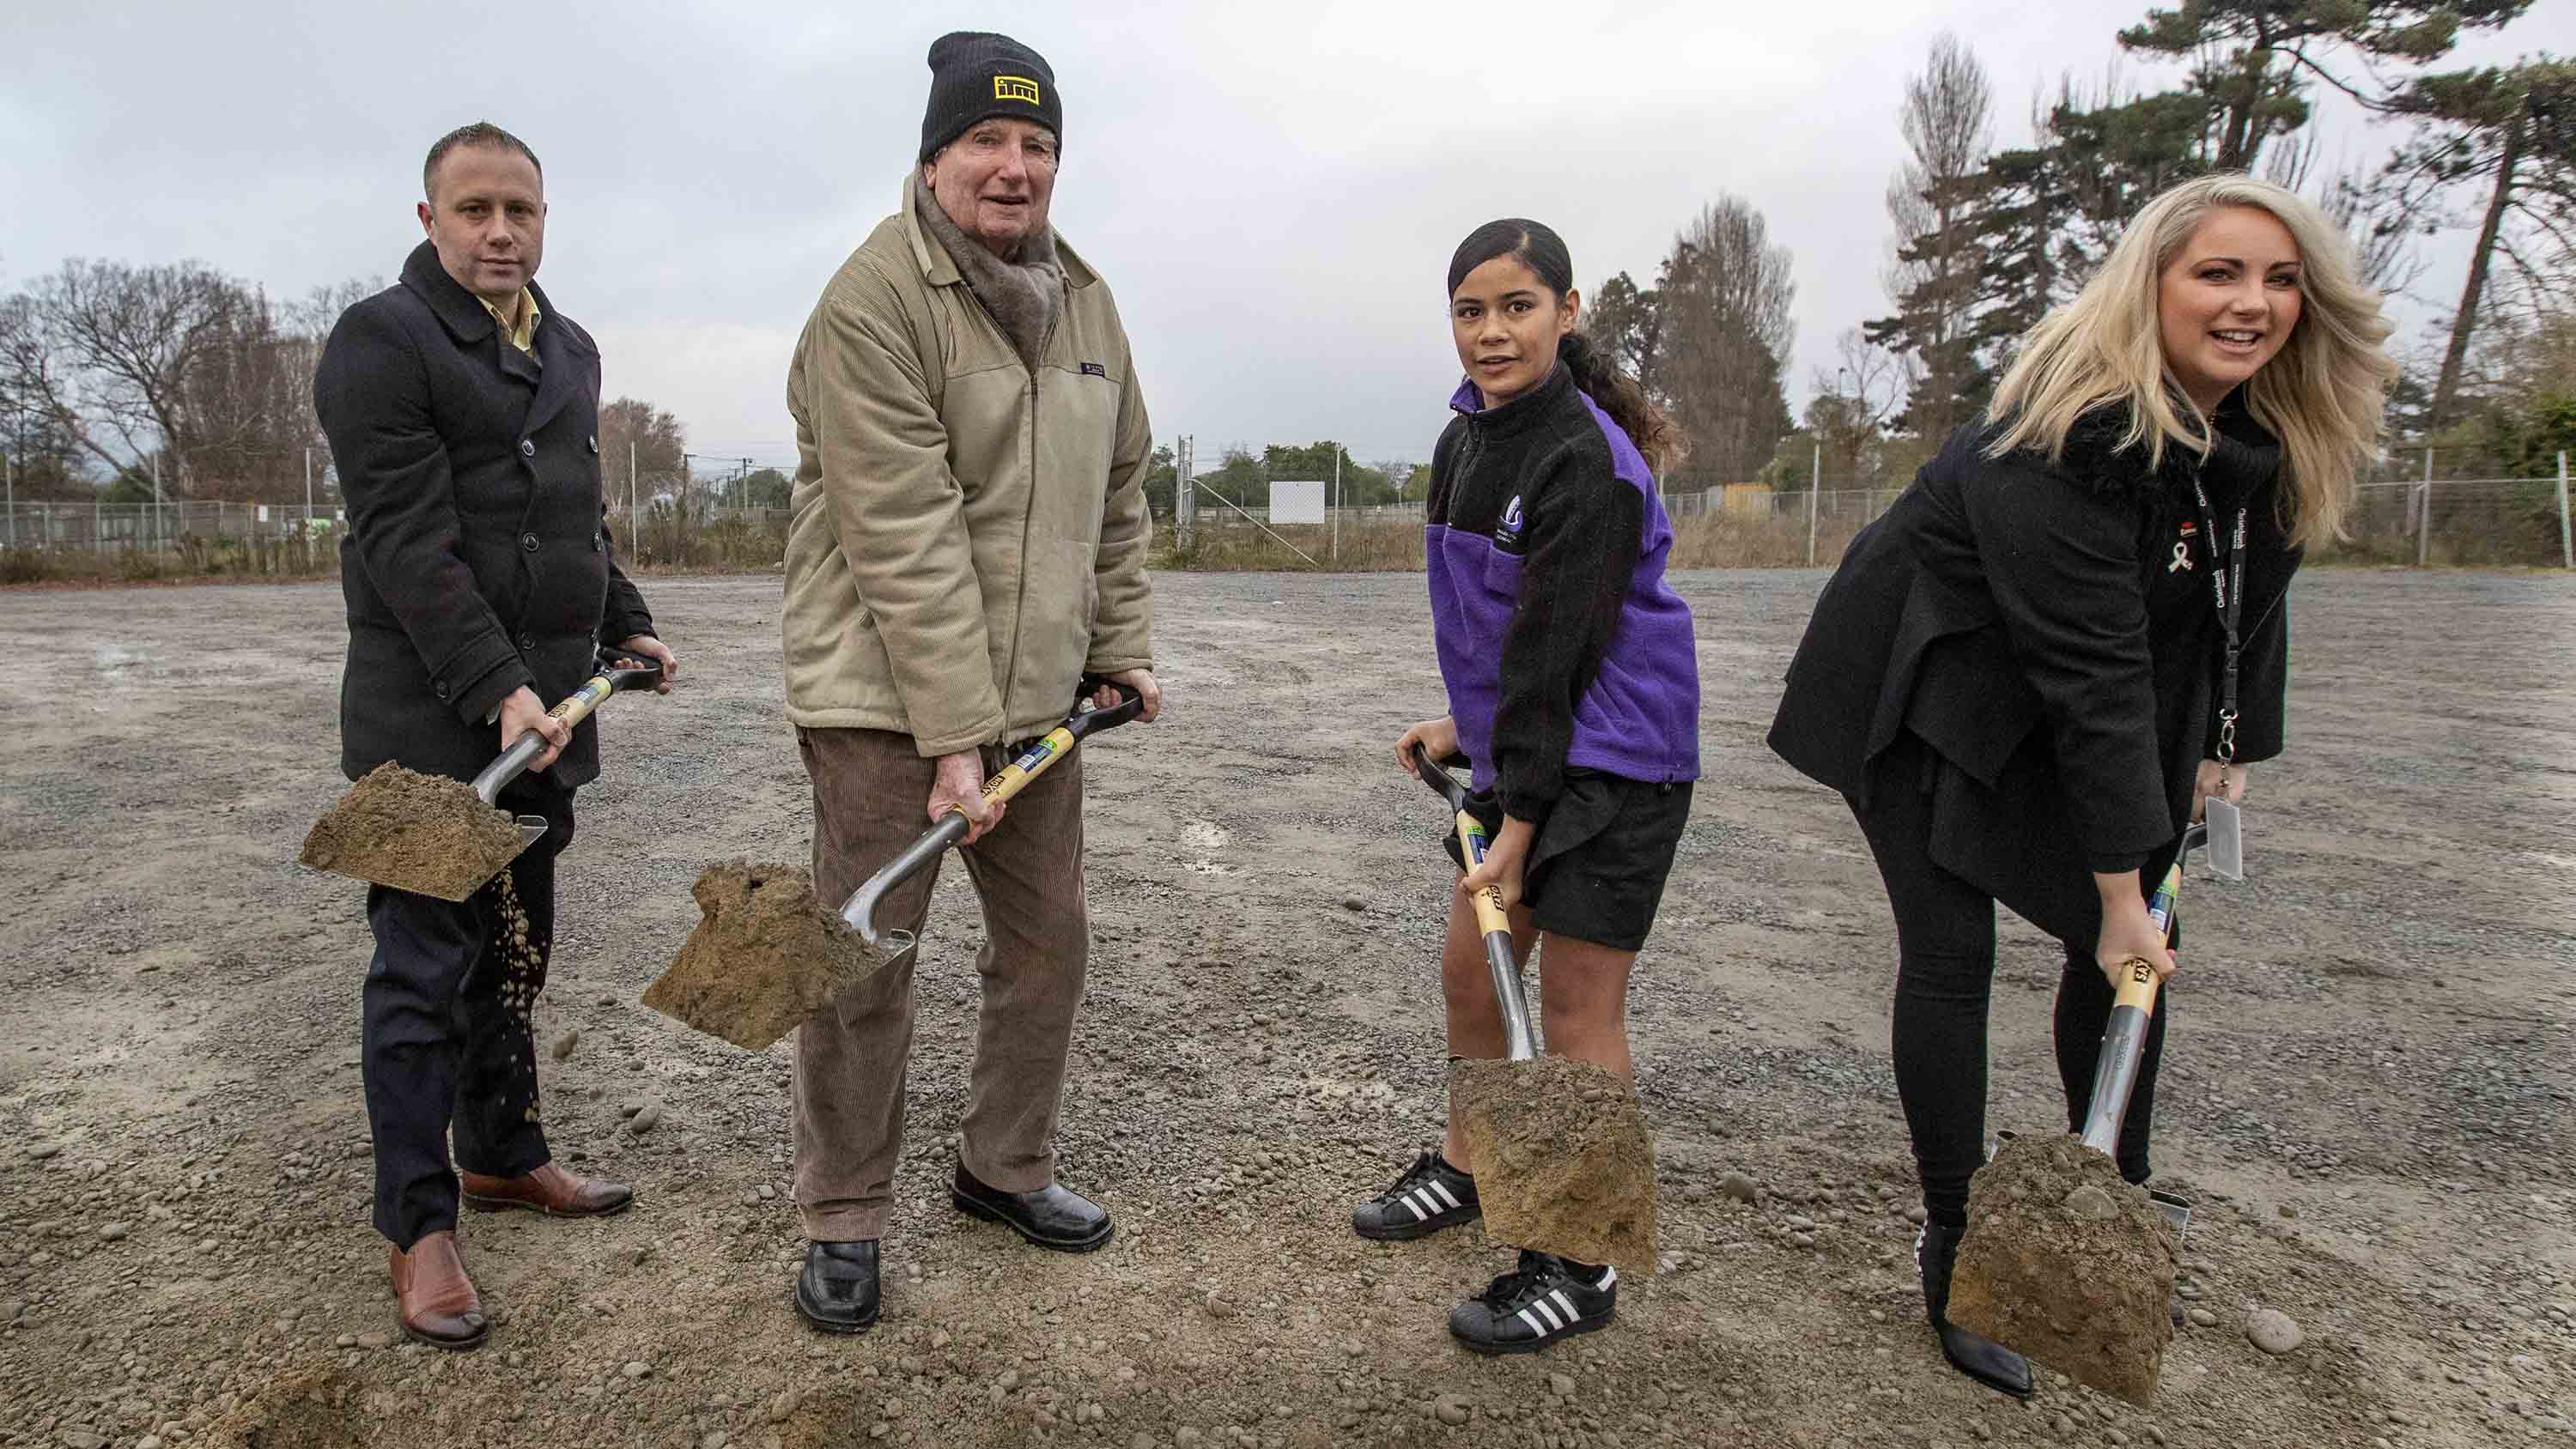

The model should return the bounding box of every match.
[1449,1251,1618,1355]
[1352,1150,1480,1240]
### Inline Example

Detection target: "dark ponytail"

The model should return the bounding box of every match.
[1447,218,1687,476]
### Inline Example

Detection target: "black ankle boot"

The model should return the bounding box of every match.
[1916,1218,2035,1397]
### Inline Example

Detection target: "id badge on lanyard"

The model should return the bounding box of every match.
[2195,472,2249,882]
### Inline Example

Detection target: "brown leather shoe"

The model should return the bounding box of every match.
[389,1230,489,1350]
[459,1160,634,1218]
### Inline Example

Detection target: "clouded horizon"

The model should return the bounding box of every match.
[7,0,2568,478]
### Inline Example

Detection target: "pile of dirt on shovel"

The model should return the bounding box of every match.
[1946,1131,2180,1405]
[297,761,522,900]
[1452,1053,1658,1275]
[641,859,889,1051]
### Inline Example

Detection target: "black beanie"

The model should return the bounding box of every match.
[919,32,1061,163]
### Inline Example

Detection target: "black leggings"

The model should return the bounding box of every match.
[1851,741,2169,1234]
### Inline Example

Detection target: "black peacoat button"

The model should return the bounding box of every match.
[519,439,535,458]
[592,533,605,552]
[587,434,599,453]
[434,680,450,701]
[520,532,540,552]
[517,634,535,652]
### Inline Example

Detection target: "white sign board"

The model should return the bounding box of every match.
[1269,479,1326,524]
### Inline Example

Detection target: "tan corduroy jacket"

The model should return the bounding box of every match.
[783,180,1155,755]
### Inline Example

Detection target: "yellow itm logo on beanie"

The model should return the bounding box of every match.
[994,76,1042,104]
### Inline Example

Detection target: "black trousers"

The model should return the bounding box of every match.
[361,779,572,1250]
[1850,737,2170,1234]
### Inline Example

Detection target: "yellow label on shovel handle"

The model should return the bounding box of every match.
[545,674,615,726]
[1457,811,1512,937]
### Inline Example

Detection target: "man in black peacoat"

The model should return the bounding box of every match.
[313,122,677,1351]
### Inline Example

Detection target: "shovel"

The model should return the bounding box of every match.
[1408,744,1658,1276]
[299,653,665,901]
[642,676,1144,1050]
[842,676,1145,952]
[1946,823,2203,1405]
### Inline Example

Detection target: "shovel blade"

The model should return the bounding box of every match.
[1947,1135,2180,1405]
[1451,1056,1658,1276]
[298,763,531,901]
[642,860,896,1051]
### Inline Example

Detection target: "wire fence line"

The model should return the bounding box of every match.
[5,457,2570,578]
[1172,469,2576,571]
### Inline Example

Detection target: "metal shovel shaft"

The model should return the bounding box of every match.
[837,696,1128,950]
[1455,809,1538,1063]
[839,812,969,952]
[468,666,632,846]
[2077,840,2190,1155]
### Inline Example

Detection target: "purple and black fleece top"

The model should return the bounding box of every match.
[1425,363,1700,821]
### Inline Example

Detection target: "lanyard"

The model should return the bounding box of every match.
[2190,470,2249,765]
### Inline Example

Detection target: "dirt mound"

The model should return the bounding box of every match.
[1947,1132,2180,1405]
[297,761,521,900]
[1451,1053,1658,1275]
[642,859,890,1049]
[203,1368,361,1449]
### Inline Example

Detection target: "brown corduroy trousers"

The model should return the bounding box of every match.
[790,725,1090,1242]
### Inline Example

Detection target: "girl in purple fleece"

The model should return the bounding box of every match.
[1349,218,1700,1355]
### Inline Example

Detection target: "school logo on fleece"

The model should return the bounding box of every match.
[1495,495,1524,549]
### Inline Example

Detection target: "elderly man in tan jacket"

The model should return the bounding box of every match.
[779,30,1158,1333]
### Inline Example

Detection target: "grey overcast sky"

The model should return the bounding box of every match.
[5,0,2571,476]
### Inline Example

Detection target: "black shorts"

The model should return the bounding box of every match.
[1439,768,1692,952]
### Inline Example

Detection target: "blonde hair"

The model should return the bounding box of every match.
[1985,173,2397,545]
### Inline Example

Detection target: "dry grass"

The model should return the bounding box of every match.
[1151,520,1425,573]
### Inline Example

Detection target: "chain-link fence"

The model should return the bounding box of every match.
[8,455,2570,581]
[1160,464,2574,573]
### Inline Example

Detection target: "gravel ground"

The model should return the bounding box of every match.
[0,566,2571,1449]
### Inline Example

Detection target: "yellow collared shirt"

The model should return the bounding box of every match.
[479,288,541,354]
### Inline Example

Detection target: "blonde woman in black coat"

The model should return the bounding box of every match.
[1769,174,2395,1396]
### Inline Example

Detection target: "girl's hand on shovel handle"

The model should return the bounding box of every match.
[931,749,1003,844]
[499,687,572,773]
[615,634,679,694]
[1394,716,1458,779]
[1462,815,1535,915]
[2093,870,2177,989]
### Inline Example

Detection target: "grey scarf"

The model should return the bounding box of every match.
[914,173,1063,373]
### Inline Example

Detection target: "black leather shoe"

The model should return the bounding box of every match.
[951,1162,1114,1252]
[1916,1219,2034,1397]
[794,1240,881,1333]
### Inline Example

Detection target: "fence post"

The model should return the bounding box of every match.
[1807,445,1820,567]
[2415,446,2433,567]
[2559,451,2571,572]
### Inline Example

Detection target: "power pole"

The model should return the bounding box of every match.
[1331,444,1342,566]
[1807,442,1820,567]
